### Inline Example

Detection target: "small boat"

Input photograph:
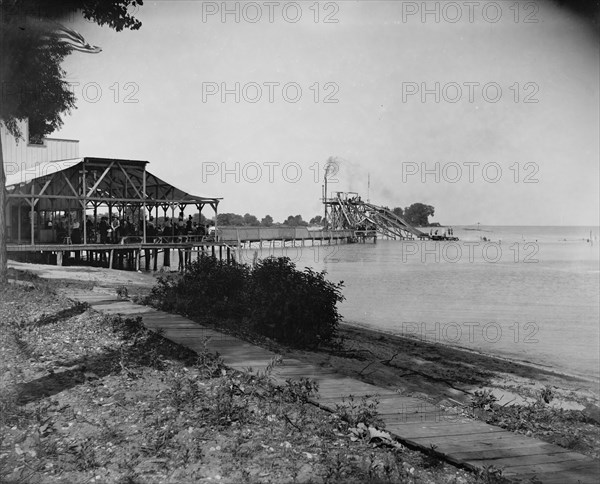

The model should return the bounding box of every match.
[429,227,458,241]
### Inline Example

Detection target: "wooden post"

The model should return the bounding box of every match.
[142,166,147,243]
[57,251,63,266]
[108,249,114,269]
[30,185,35,245]
[213,203,218,238]
[171,206,175,237]
[93,204,98,243]
[17,205,22,242]
[82,161,87,246]
[136,249,141,271]
[164,247,170,268]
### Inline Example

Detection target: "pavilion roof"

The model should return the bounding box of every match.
[6,157,221,212]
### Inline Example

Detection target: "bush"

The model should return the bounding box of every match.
[148,255,344,348]
[150,256,250,319]
[249,257,344,347]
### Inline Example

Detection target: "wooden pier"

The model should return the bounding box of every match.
[218,226,376,248]
[6,239,237,271]
[7,228,368,271]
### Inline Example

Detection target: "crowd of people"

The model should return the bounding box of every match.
[50,212,213,245]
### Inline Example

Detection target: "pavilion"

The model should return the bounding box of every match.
[5,157,221,245]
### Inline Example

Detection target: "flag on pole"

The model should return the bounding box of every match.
[49,25,102,54]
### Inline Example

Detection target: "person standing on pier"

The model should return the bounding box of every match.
[145,217,158,271]
[71,222,82,244]
[71,222,82,261]
[162,218,172,269]
[111,216,120,243]
[86,217,94,243]
[99,217,109,244]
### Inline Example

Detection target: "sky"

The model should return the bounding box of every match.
[49,0,599,226]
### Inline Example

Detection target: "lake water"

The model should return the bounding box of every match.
[237,226,600,381]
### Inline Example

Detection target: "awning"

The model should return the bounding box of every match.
[6,157,221,212]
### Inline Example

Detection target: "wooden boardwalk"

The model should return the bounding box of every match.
[66,288,599,484]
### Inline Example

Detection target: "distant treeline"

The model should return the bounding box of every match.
[211,202,435,228]
[95,202,435,228]
[215,213,322,227]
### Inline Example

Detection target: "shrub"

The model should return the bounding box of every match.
[149,255,250,319]
[248,257,345,348]
[148,255,345,348]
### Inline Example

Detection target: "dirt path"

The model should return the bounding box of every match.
[8,260,159,288]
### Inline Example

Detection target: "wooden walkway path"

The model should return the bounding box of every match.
[66,288,599,484]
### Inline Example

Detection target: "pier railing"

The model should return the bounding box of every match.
[216,227,356,244]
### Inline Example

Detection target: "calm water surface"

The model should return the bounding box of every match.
[239,226,600,381]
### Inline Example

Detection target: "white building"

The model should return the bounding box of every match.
[1,118,79,177]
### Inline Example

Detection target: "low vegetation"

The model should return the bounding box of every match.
[148,255,344,348]
[1,279,485,483]
[468,387,600,459]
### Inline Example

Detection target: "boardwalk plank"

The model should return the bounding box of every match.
[422,436,570,455]
[386,421,506,439]
[510,467,600,484]
[376,399,440,413]
[466,451,590,468]
[500,459,599,476]
[454,445,580,461]
[315,391,402,403]
[408,430,517,446]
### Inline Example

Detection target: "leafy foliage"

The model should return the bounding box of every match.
[2,1,143,32]
[283,214,308,227]
[217,212,277,226]
[242,213,260,226]
[335,394,384,428]
[149,255,345,348]
[249,256,344,347]
[468,386,599,457]
[392,207,404,218]
[403,203,435,227]
[150,255,250,320]
[470,389,497,410]
[0,0,144,282]
[1,1,143,140]
[260,214,273,227]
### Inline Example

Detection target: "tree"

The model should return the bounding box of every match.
[403,203,435,227]
[217,213,244,226]
[0,0,143,282]
[392,207,404,218]
[260,215,273,227]
[242,213,260,226]
[283,215,308,227]
[309,215,323,225]
[192,213,208,225]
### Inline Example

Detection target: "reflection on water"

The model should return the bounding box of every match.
[239,226,600,380]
